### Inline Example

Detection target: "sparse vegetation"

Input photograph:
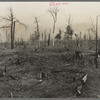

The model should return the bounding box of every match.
[0,4,99,98]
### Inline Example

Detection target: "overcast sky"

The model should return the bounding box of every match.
[0,2,100,42]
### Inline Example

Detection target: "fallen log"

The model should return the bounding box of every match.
[81,74,88,85]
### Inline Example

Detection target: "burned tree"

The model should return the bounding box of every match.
[88,29,92,49]
[75,34,79,47]
[48,33,50,46]
[80,32,82,40]
[42,33,44,42]
[65,25,73,40]
[88,29,91,41]
[79,32,83,47]
[64,15,74,46]
[34,16,40,47]
[73,33,83,60]
[44,30,47,42]
[90,16,99,68]
[84,34,87,41]
[48,29,51,46]
[0,7,27,50]
[55,29,62,45]
[48,6,60,46]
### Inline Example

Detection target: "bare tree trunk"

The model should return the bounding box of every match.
[37,21,39,35]
[5,29,7,46]
[95,16,98,68]
[44,31,47,42]
[13,21,15,46]
[48,7,60,46]
[48,33,50,46]
[52,22,55,46]
[0,8,26,49]
[38,37,40,47]
[11,16,13,50]
[34,17,40,47]
[41,33,43,47]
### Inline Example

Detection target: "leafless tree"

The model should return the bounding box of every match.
[84,34,87,41]
[64,14,72,26]
[0,7,27,50]
[44,30,47,42]
[75,33,79,47]
[88,29,91,41]
[87,28,92,48]
[41,33,44,42]
[64,14,73,40]
[55,29,62,46]
[48,29,51,46]
[90,16,99,68]
[80,32,82,40]
[34,16,40,47]
[48,6,60,46]
[34,17,39,35]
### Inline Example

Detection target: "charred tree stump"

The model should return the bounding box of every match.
[73,51,83,60]
[3,66,6,76]
[39,72,48,81]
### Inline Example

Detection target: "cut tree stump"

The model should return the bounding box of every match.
[76,74,88,97]
[76,82,83,97]
[38,72,48,81]
[81,74,88,85]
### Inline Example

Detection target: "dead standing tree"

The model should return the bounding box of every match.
[0,7,27,50]
[64,14,74,47]
[48,6,60,46]
[48,29,51,46]
[79,32,82,47]
[84,34,87,41]
[34,17,40,47]
[75,34,79,47]
[55,29,62,46]
[48,33,51,46]
[88,28,92,49]
[90,16,99,68]
[44,30,47,42]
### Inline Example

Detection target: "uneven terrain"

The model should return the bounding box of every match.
[0,44,99,98]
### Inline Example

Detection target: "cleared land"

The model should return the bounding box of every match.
[0,42,99,98]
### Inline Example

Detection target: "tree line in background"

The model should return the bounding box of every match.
[0,7,98,51]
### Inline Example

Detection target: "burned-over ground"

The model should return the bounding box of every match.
[0,45,100,98]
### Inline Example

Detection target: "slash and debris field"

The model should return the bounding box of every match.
[0,45,100,98]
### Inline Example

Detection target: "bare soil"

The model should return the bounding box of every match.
[0,45,100,98]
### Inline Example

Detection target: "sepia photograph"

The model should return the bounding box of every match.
[0,1,99,98]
